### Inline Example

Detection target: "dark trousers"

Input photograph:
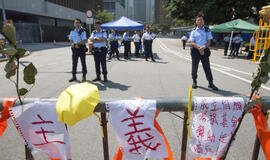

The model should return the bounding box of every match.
[72,48,87,75]
[93,48,107,76]
[134,42,140,56]
[191,47,213,82]
[231,43,241,56]
[124,41,131,58]
[144,40,154,60]
[109,42,119,58]
[224,42,229,55]
[183,40,186,49]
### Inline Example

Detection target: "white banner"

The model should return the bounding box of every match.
[189,97,244,159]
[9,102,71,160]
[107,99,168,160]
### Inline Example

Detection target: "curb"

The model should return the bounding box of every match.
[0,51,31,63]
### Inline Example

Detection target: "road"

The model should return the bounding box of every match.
[0,37,269,159]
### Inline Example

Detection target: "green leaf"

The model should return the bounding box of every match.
[5,69,16,79]
[23,76,35,84]
[0,44,17,56]
[2,24,16,46]
[4,60,17,79]
[4,60,17,73]
[23,63,37,78]
[260,74,270,84]
[15,48,26,58]
[19,88,28,96]
[259,62,270,73]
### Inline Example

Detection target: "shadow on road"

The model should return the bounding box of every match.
[197,86,241,96]
[87,80,131,91]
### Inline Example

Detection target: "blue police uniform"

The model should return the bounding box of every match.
[142,32,156,61]
[224,36,230,56]
[90,30,108,80]
[108,33,120,60]
[230,35,243,56]
[123,32,132,59]
[132,34,141,57]
[68,28,87,79]
[190,26,215,87]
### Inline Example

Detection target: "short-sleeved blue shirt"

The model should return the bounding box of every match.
[90,30,107,48]
[68,28,87,43]
[190,26,213,47]
[123,33,131,41]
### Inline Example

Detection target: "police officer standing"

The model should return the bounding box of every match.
[132,30,141,57]
[123,31,132,59]
[190,15,218,90]
[90,21,108,82]
[142,25,155,62]
[224,34,230,56]
[230,33,242,57]
[181,34,188,50]
[108,29,120,60]
[68,18,87,82]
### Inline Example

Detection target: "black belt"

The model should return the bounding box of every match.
[93,47,106,52]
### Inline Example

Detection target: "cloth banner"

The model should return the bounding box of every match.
[189,97,244,159]
[9,102,71,160]
[106,99,173,160]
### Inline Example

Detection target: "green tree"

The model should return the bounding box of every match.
[93,9,115,24]
[165,0,269,25]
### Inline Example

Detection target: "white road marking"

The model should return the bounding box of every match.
[156,38,270,91]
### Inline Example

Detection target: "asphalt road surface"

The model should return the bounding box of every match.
[0,37,269,160]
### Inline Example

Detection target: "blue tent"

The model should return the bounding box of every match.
[101,16,144,30]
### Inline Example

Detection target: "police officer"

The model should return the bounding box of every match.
[190,15,218,90]
[142,25,155,62]
[68,18,87,82]
[90,21,108,82]
[224,34,230,56]
[181,34,188,50]
[123,31,132,59]
[230,33,242,56]
[108,29,120,60]
[132,30,141,57]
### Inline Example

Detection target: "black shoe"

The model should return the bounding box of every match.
[146,59,148,61]
[108,57,112,60]
[152,59,156,62]
[117,57,120,60]
[208,83,218,91]
[69,75,77,82]
[82,75,86,82]
[92,76,101,82]
[192,82,197,89]
[103,75,108,82]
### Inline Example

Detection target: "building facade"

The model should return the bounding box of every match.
[0,0,103,42]
[103,0,126,19]
[154,0,172,25]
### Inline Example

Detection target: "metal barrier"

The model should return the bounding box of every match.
[1,97,270,160]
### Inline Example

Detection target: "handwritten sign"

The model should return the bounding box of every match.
[9,102,71,160]
[107,99,168,160]
[189,97,244,159]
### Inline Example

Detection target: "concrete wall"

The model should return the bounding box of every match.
[0,0,86,22]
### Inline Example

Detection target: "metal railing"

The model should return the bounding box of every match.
[1,96,270,160]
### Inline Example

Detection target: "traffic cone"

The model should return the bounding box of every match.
[53,40,56,45]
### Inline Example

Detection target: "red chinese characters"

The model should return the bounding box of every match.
[200,99,209,110]
[32,114,65,146]
[196,125,205,140]
[121,107,160,154]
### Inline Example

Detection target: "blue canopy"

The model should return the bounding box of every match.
[101,16,144,30]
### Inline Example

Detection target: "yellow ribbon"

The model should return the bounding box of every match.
[93,112,104,138]
[187,85,193,138]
